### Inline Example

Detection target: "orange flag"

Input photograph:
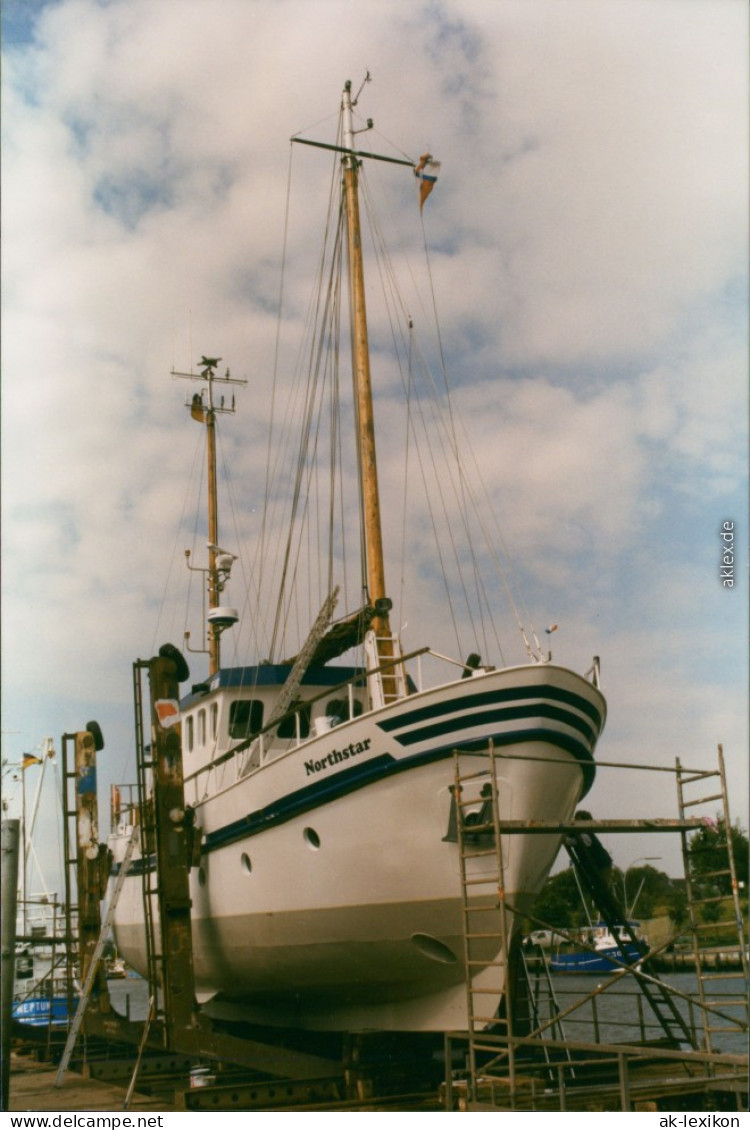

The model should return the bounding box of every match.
[414,152,440,212]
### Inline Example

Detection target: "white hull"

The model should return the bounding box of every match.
[109,662,604,1030]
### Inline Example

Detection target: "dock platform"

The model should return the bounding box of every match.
[8,1051,174,1114]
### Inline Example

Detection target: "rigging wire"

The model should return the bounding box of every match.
[368,125,416,169]
[358,160,542,663]
[149,421,206,659]
[221,102,542,674]
[417,208,494,657]
[184,436,207,649]
[417,209,541,659]
[360,168,503,660]
[257,142,296,635]
[289,110,342,143]
[266,131,351,660]
[398,323,415,632]
[358,170,467,656]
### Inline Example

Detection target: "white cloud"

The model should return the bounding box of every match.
[2,0,747,880]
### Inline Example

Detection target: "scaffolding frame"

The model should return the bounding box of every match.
[447,743,749,1112]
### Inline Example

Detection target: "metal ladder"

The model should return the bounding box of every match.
[676,744,749,1054]
[453,747,517,1102]
[517,943,575,1081]
[54,826,140,1087]
[60,734,84,1028]
[133,659,164,1024]
[565,834,695,1047]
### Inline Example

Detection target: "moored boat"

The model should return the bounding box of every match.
[550,921,648,973]
[13,956,79,1029]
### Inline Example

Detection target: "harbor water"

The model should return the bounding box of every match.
[105,970,747,1056]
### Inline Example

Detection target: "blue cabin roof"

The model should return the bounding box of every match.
[181,663,365,708]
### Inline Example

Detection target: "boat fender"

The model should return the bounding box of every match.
[97,845,113,898]
[158,642,190,683]
[85,719,105,751]
[184,804,203,867]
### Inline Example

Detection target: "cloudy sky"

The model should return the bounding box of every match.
[2,0,747,885]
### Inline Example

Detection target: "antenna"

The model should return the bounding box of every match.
[171,355,248,415]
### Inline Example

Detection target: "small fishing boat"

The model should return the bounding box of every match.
[550,922,648,973]
[108,78,607,1032]
[13,959,79,1029]
[7,746,79,1029]
[12,991,78,1029]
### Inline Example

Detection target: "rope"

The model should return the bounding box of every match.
[150,423,205,657]
[360,169,503,661]
[198,102,543,677]
[267,132,350,660]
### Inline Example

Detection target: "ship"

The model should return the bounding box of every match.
[549,922,648,974]
[108,78,606,1032]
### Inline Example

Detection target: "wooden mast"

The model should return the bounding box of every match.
[175,357,245,677]
[185,360,222,674]
[204,372,221,675]
[341,80,393,655]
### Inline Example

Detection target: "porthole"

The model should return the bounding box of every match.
[303,827,321,850]
[411,932,458,964]
[241,852,252,874]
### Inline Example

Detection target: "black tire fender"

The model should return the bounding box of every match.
[85,720,105,751]
[158,643,190,683]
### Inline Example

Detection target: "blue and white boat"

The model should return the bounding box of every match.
[12,993,78,1028]
[13,951,78,1029]
[550,922,648,973]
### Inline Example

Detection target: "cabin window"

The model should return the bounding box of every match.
[229,699,264,739]
[325,696,363,723]
[197,709,206,746]
[185,715,194,753]
[277,702,311,740]
[210,703,218,739]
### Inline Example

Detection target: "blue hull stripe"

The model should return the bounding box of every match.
[550,946,643,973]
[383,702,598,748]
[377,683,603,734]
[203,726,595,853]
[111,722,595,878]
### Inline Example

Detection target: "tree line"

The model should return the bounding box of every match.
[530,817,748,930]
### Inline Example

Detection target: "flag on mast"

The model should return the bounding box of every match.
[414,152,440,212]
[23,753,42,769]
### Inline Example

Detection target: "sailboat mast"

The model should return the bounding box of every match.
[204,376,221,675]
[341,80,392,644]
